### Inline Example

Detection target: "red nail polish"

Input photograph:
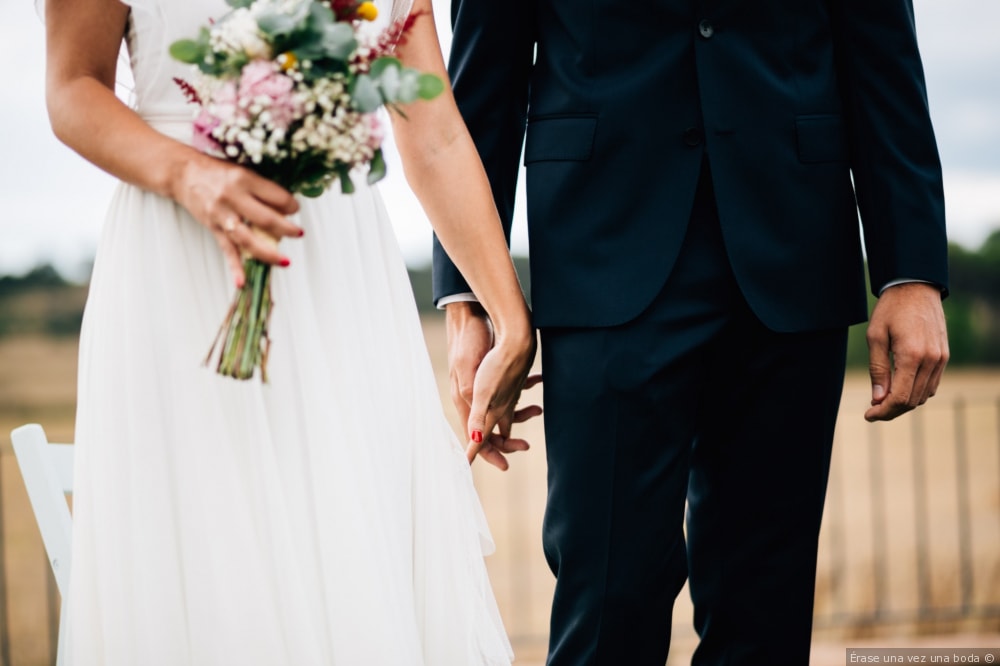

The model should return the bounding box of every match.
[280,258,291,267]
[297,228,305,237]
[471,430,483,444]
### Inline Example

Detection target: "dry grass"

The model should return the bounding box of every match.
[1,325,998,665]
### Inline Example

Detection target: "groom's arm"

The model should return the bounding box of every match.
[830,0,949,420]
[830,0,947,291]
[431,0,536,304]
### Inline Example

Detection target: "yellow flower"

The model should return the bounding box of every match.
[277,51,298,71]
[356,2,378,21]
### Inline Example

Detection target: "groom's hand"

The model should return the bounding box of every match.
[865,282,949,422]
[446,301,494,427]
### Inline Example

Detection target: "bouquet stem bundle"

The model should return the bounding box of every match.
[207,260,273,381]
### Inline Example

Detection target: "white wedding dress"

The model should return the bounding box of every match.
[63,1,513,664]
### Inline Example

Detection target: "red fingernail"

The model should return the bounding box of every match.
[297,228,305,237]
[280,258,291,267]
[471,430,483,444]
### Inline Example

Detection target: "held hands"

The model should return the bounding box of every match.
[170,153,304,286]
[865,282,949,422]
[446,302,542,470]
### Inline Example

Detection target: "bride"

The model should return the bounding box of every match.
[42,0,537,663]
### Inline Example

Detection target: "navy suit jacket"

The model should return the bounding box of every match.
[432,0,949,331]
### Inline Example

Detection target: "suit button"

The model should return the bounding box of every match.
[683,127,703,147]
[699,19,714,39]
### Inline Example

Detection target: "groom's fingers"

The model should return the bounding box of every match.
[513,404,543,423]
[468,434,530,471]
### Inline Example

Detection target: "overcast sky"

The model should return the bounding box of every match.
[1,0,997,281]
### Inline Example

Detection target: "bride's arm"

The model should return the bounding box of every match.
[390,0,538,467]
[43,0,303,285]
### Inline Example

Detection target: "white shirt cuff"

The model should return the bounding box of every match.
[436,292,479,309]
[878,278,932,295]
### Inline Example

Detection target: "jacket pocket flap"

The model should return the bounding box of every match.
[524,116,599,164]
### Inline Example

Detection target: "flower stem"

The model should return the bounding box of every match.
[205,259,273,381]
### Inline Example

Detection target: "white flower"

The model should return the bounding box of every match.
[212,8,272,60]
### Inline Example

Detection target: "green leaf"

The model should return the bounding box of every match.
[369,57,402,79]
[299,182,326,198]
[339,169,356,195]
[257,12,300,39]
[307,1,336,26]
[367,149,386,185]
[396,69,420,103]
[169,39,205,64]
[351,75,383,113]
[226,0,254,8]
[320,22,357,60]
[417,73,445,100]
[375,64,402,102]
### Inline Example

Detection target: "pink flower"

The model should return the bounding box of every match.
[210,80,240,123]
[238,60,301,129]
[363,113,384,150]
[192,109,223,154]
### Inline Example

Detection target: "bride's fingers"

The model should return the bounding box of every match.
[212,229,247,287]
[239,169,300,216]
[235,197,305,240]
[224,220,291,266]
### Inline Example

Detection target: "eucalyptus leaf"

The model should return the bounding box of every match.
[352,75,383,113]
[169,39,205,64]
[320,22,357,60]
[369,57,402,80]
[257,12,299,39]
[396,69,420,103]
[226,0,254,8]
[376,65,401,102]
[417,73,445,100]
[308,0,336,25]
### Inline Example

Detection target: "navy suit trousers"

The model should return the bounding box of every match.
[539,161,849,665]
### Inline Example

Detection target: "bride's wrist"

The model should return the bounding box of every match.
[491,306,534,354]
[161,147,208,202]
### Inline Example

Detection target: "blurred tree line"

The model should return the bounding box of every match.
[1,234,997,366]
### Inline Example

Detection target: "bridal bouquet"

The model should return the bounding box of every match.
[170,0,441,381]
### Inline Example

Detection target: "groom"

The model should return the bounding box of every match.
[433,0,949,663]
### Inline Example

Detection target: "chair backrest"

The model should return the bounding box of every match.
[10,424,73,597]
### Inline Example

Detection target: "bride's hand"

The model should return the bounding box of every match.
[171,154,304,287]
[465,326,542,471]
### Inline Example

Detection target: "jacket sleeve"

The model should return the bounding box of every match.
[431,0,536,305]
[831,0,949,295]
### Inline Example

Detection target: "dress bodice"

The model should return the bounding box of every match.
[123,0,229,132]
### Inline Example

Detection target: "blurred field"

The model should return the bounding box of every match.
[1,322,999,665]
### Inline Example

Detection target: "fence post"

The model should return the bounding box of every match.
[953,397,974,613]
[869,424,889,618]
[911,408,932,616]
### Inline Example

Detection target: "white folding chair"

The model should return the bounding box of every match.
[10,423,73,597]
